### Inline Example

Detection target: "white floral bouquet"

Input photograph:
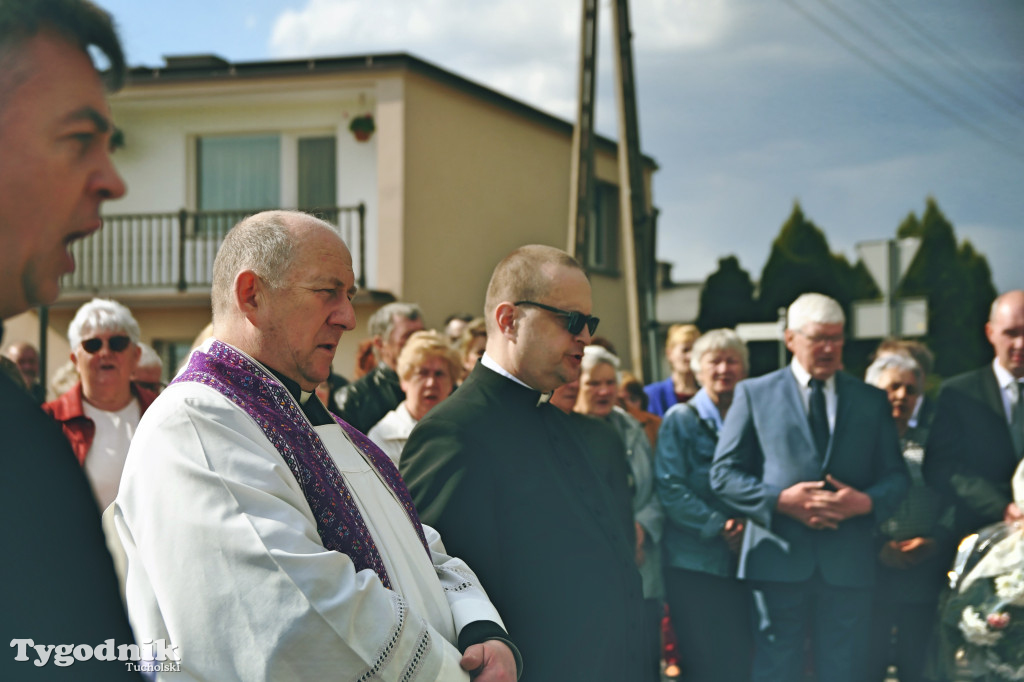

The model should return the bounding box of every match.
[942,521,1024,680]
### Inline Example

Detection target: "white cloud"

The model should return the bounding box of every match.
[268,0,732,118]
[267,0,1024,294]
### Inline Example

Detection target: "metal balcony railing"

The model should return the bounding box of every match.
[61,204,366,295]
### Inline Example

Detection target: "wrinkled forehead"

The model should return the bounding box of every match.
[289,229,353,278]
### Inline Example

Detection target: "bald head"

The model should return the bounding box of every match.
[211,210,357,390]
[987,290,1024,378]
[483,245,593,392]
[211,210,345,326]
[484,245,584,336]
[3,341,39,385]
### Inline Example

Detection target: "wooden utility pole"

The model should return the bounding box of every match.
[568,0,656,380]
[567,0,599,259]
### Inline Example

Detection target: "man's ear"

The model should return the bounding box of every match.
[234,271,262,323]
[494,302,517,339]
[783,328,797,354]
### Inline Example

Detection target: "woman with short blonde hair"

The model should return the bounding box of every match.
[368,330,460,465]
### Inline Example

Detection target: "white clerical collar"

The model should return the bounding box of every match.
[790,359,836,393]
[993,357,1019,391]
[481,352,535,390]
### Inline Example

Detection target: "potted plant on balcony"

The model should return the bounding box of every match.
[349,113,375,142]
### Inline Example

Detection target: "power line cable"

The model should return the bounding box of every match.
[868,0,1024,113]
[814,0,1012,127]
[778,0,1024,163]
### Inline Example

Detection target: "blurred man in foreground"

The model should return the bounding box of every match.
[0,1,139,677]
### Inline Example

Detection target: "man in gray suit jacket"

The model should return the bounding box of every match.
[924,289,1024,539]
[710,293,909,682]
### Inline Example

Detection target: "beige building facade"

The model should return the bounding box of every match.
[7,52,657,399]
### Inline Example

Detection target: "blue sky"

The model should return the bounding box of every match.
[96,0,1024,293]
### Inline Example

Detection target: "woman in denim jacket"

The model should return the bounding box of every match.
[655,328,751,682]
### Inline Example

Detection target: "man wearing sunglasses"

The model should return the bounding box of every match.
[402,245,648,681]
[43,298,158,511]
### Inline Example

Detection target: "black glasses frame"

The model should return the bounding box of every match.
[81,335,132,353]
[513,300,599,336]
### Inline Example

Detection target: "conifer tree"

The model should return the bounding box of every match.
[896,198,996,376]
[696,256,756,332]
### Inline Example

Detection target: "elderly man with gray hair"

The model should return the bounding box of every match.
[43,298,158,510]
[710,292,909,682]
[114,210,519,681]
[336,300,425,432]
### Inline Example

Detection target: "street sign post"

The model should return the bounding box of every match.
[852,238,928,339]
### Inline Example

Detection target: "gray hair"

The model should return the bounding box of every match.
[865,353,921,388]
[787,293,845,332]
[581,344,620,376]
[211,210,338,323]
[68,298,140,350]
[137,342,162,370]
[369,302,423,340]
[690,328,749,375]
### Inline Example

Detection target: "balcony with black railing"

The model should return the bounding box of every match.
[61,204,366,297]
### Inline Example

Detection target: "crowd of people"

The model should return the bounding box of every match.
[2,2,1023,681]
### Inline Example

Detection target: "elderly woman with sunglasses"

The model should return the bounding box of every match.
[43,298,158,511]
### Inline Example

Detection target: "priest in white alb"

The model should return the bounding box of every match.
[113,210,520,681]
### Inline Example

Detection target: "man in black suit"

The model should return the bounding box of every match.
[924,289,1024,539]
[334,301,424,432]
[0,2,140,678]
[401,245,647,681]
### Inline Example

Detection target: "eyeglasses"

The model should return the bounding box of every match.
[514,300,600,336]
[796,331,845,347]
[81,335,132,353]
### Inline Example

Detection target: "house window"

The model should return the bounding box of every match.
[195,133,339,227]
[151,339,194,382]
[197,134,280,211]
[587,181,620,274]
[298,136,337,212]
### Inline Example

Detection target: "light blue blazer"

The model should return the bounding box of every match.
[709,368,909,588]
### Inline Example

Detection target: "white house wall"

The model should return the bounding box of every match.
[107,81,381,288]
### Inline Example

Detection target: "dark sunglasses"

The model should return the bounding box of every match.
[81,335,132,353]
[514,300,600,336]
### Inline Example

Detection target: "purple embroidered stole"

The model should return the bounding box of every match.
[173,340,430,589]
